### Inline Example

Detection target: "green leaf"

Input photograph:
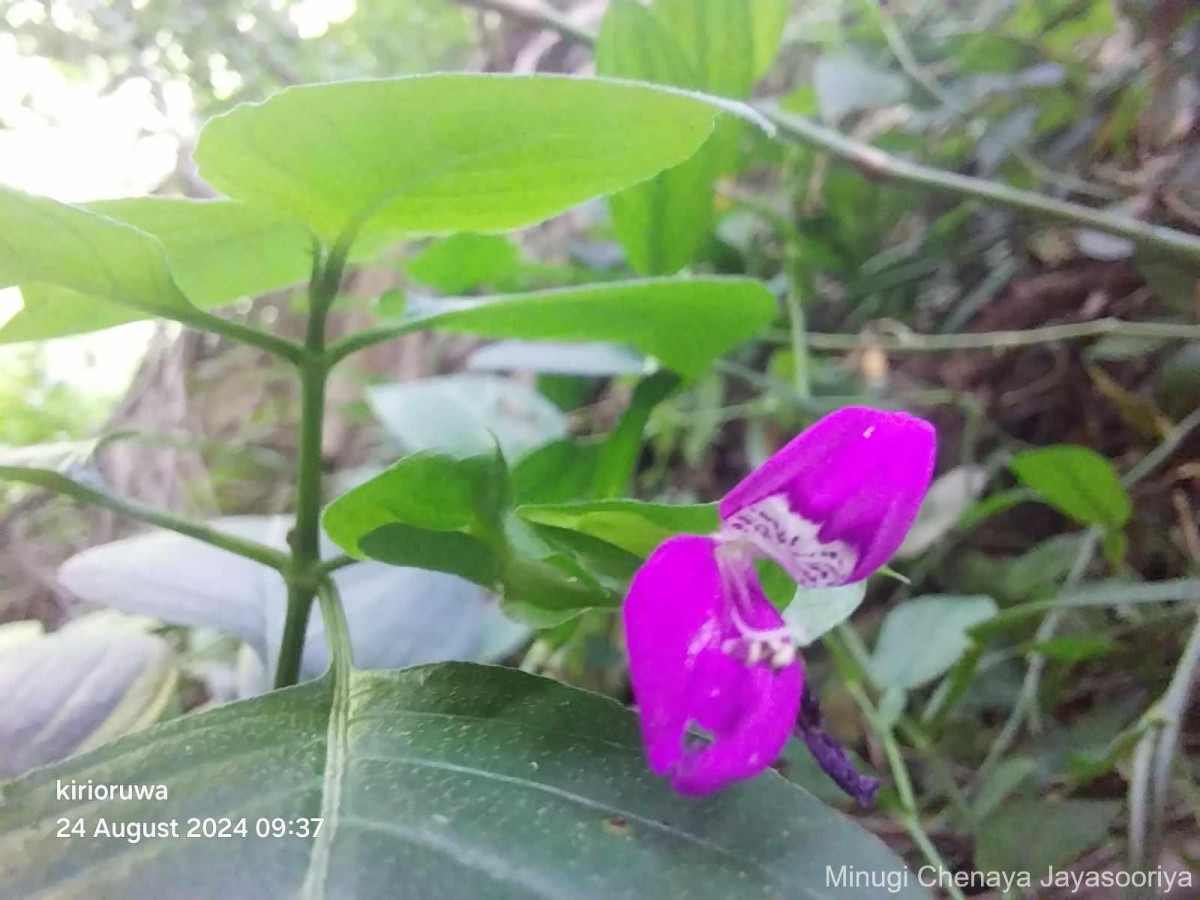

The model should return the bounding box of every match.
[783,581,868,644]
[1138,250,1199,316]
[975,798,1120,876]
[607,149,719,275]
[517,500,718,559]
[1009,445,1132,528]
[512,438,605,505]
[0,663,926,898]
[356,278,776,381]
[0,187,193,337]
[596,0,718,275]
[970,577,1200,638]
[1027,634,1117,663]
[194,75,746,244]
[652,0,756,97]
[870,595,998,690]
[751,0,792,78]
[591,371,680,499]
[367,374,566,458]
[406,233,521,294]
[1,197,314,344]
[322,450,509,586]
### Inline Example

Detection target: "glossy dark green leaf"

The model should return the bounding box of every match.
[322,450,509,586]
[0,663,926,898]
[195,75,746,244]
[512,438,605,505]
[1009,445,1132,528]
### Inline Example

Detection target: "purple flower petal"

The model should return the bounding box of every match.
[622,535,802,795]
[719,406,936,585]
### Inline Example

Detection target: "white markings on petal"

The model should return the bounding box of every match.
[721,494,856,587]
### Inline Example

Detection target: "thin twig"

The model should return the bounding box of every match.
[802,318,1200,352]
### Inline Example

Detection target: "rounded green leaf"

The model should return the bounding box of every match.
[0,663,927,898]
[194,75,742,243]
[1008,444,1132,529]
[870,595,998,690]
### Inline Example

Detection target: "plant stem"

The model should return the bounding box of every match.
[316,576,355,677]
[183,308,305,364]
[0,466,289,570]
[766,108,1200,263]
[801,318,1200,352]
[825,627,965,895]
[842,681,964,899]
[273,241,348,689]
[783,253,812,401]
[1129,603,1200,873]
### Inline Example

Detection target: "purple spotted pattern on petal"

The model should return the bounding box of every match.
[622,535,802,795]
[719,406,936,585]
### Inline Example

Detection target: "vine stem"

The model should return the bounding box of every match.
[450,0,1200,263]
[0,466,290,570]
[800,318,1200,352]
[273,239,349,689]
[828,629,966,900]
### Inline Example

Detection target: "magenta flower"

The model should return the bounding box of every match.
[623,407,935,799]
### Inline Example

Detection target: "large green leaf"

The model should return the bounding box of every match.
[0,663,927,898]
[1009,445,1132,529]
[0,187,193,334]
[2,198,314,344]
[194,75,745,244]
[348,278,776,381]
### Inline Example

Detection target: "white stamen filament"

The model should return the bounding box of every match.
[715,537,798,671]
